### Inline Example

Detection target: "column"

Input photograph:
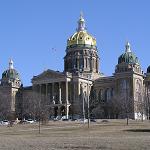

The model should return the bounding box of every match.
[84,58,86,69]
[39,84,42,106]
[66,105,70,119]
[66,81,68,104]
[57,106,61,117]
[46,84,48,97]
[65,80,69,119]
[59,82,62,104]
[39,84,42,98]
[77,57,79,70]
[90,58,92,71]
[52,83,55,104]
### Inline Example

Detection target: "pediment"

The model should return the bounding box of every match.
[32,69,65,81]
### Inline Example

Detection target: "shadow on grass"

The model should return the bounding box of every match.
[125,129,150,132]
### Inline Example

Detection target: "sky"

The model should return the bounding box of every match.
[0,0,150,86]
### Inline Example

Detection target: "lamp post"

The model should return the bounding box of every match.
[79,66,86,123]
[82,85,86,123]
[87,75,90,128]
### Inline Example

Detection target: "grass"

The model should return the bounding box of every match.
[0,120,150,150]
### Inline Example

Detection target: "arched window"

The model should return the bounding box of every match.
[104,89,108,102]
[85,58,88,68]
[93,90,97,101]
[136,80,141,92]
[98,89,103,102]
[84,91,87,103]
[107,89,111,101]
[111,88,114,97]
[75,58,78,68]
[104,88,112,102]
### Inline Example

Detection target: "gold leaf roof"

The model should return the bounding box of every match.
[67,30,96,47]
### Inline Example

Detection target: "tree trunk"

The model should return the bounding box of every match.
[126,114,129,125]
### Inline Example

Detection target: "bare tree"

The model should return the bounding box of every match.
[144,87,150,121]
[0,91,12,120]
[111,95,123,119]
[111,90,133,125]
[135,92,146,121]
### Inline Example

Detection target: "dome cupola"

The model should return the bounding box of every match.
[67,12,96,48]
[1,59,21,87]
[118,42,139,65]
[115,42,142,74]
[64,13,99,75]
[2,59,20,80]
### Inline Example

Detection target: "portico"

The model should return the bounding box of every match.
[32,70,71,119]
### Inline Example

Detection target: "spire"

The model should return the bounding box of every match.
[125,41,131,52]
[9,58,14,69]
[77,12,86,31]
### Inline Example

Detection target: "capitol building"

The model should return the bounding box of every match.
[0,13,150,121]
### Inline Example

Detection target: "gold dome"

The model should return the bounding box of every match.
[67,13,96,47]
[67,30,96,47]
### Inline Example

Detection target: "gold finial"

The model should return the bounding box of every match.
[77,12,85,31]
[80,11,84,20]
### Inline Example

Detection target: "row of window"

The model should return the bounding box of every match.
[65,57,98,71]
[92,88,114,102]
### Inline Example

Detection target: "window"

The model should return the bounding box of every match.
[98,89,103,102]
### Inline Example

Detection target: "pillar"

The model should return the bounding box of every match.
[65,80,69,119]
[39,84,42,98]
[83,58,85,70]
[52,83,55,104]
[66,81,68,104]
[59,82,62,104]
[39,84,42,107]
[46,84,48,97]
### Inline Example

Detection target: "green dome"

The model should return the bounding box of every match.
[2,59,20,80]
[2,69,20,80]
[118,52,139,64]
[118,42,139,65]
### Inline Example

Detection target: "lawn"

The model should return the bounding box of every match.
[0,120,150,150]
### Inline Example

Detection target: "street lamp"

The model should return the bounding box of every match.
[81,84,86,123]
[87,75,90,128]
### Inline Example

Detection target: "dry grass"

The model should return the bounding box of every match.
[0,120,150,150]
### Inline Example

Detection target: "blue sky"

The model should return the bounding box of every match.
[0,0,150,86]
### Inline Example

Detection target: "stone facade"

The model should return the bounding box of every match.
[0,59,21,119]
[0,14,150,120]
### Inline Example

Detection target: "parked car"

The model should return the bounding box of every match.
[0,121,3,125]
[61,115,68,120]
[11,120,18,125]
[62,117,69,121]
[19,120,27,124]
[26,119,34,124]
[61,115,72,120]
[2,120,9,125]
[56,116,62,120]
[78,118,88,123]
[90,119,96,122]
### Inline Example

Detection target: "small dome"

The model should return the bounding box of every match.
[118,42,139,65]
[118,52,139,64]
[67,30,96,47]
[2,69,20,80]
[147,66,150,73]
[2,59,20,80]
